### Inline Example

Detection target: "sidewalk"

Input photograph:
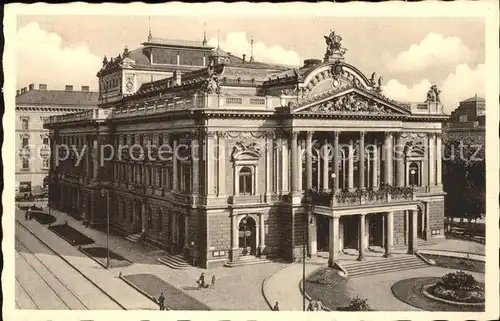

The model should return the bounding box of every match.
[16,206,287,310]
[15,209,160,310]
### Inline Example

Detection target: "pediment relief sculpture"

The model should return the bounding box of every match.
[231,140,262,160]
[302,93,397,114]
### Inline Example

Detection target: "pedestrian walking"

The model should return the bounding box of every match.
[197,272,205,289]
[273,301,280,311]
[158,292,165,310]
[211,274,216,289]
[25,209,29,220]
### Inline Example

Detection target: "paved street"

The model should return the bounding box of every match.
[15,222,123,310]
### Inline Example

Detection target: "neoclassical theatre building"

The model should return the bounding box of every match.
[45,31,447,268]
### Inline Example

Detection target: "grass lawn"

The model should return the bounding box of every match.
[304,268,352,310]
[391,277,484,312]
[49,223,95,246]
[80,246,132,268]
[424,254,484,273]
[28,211,57,225]
[122,274,211,310]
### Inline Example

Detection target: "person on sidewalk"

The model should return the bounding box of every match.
[25,209,29,220]
[273,301,280,311]
[158,292,165,310]
[197,272,205,289]
[211,274,216,289]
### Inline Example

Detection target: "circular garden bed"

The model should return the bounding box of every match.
[391,272,484,312]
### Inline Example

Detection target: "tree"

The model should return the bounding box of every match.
[443,136,485,222]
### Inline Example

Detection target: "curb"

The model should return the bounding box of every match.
[15,219,127,310]
[422,284,485,307]
[261,262,296,310]
[118,274,170,310]
[298,264,332,311]
[418,249,485,262]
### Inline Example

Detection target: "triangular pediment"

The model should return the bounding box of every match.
[292,88,411,116]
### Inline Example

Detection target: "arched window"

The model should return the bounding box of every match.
[409,162,420,186]
[239,167,253,195]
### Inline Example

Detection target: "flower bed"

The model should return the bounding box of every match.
[49,223,95,246]
[426,271,484,304]
[79,246,133,268]
[29,211,56,225]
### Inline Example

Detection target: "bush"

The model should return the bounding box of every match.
[437,271,480,292]
[345,296,370,311]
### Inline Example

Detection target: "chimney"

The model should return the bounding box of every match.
[39,84,47,90]
[81,86,90,92]
[65,85,73,91]
[16,90,20,96]
[242,54,246,64]
[29,84,35,91]
[21,87,27,94]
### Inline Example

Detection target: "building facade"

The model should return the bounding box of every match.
[45,31,448,268]
[444,95,485,141]
[16,84,98,196]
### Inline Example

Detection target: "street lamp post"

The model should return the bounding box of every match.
[101,189,110,268]
[302,201,315,311]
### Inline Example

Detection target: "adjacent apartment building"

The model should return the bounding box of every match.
[16,84,98,196]
[44,30,448,269]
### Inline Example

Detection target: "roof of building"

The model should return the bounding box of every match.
[142,37,213,49]
[462,95,485,103]
[16,89,99,107]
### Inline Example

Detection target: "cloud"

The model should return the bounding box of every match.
[17,22,101,91]
[208,32,301,66]
[383,63,485,114]
[389,33,472,73]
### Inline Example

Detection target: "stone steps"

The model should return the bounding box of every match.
[125,233,142,243]
[224,255,273,268]
[157,253,192,269]
[342,254,429,278]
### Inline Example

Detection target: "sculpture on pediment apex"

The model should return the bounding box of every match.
[324,30,348,62]
[370,72,376,85]
[200,74,220,95]
[123,46,130,58]
[426,85,441,103]
[102,55,108,66]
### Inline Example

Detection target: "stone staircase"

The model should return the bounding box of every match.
[224,255,273,268]
[341,254,429,278]
[157,253,192,269]
[125,233,142,243]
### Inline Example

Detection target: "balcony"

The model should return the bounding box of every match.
[45,109,111,125]
[304,185,415,208]
[228,194,265,205]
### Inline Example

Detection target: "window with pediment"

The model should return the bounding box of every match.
[231,141,261,196]
[21,117,30,130]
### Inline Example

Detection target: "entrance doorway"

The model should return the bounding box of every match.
[343,215,358,249]
[238,216,257,256]
[316,215,330,251]
[177,215,186,252]
[368,214,383,247]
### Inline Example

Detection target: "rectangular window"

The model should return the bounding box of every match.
[22,137,29,148]
[21,118,29,130]
[459,115,468,123]
[22,158,30,169]
[43,137,49,145]
[19,181,31,193]
[42,158,49,168]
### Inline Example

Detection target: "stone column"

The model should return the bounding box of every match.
[372,139,378,190]
[328,216,340,267]
[396,133,405,187]
[173,138,179,191]
[265,132,273,200]
[276,134,282,192]
[322,139,329,191]
[282,136,289,192]
[218,132,226,196]
[191,134,200,196]
[298,139,303,191]
[184,215,189,248]
[306,131,313,189]
[230,214,239,262]
[357,214,366,261]
[436,133,442,185]
[384,212,394,257]
[259,214,266,256]
[359,132,365,190]
[428,133,435,186]
[333,131,340,192]
[290,131,298,192]
[93,138,99,179]
[384,132,394,185]
[141,204,146,233]
[348,139,354,191]
[205,132,215,195]
[408,209,418,254]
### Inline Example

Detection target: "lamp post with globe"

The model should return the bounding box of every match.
[101,189,110,268]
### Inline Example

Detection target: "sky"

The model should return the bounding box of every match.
[16,15,485,114]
